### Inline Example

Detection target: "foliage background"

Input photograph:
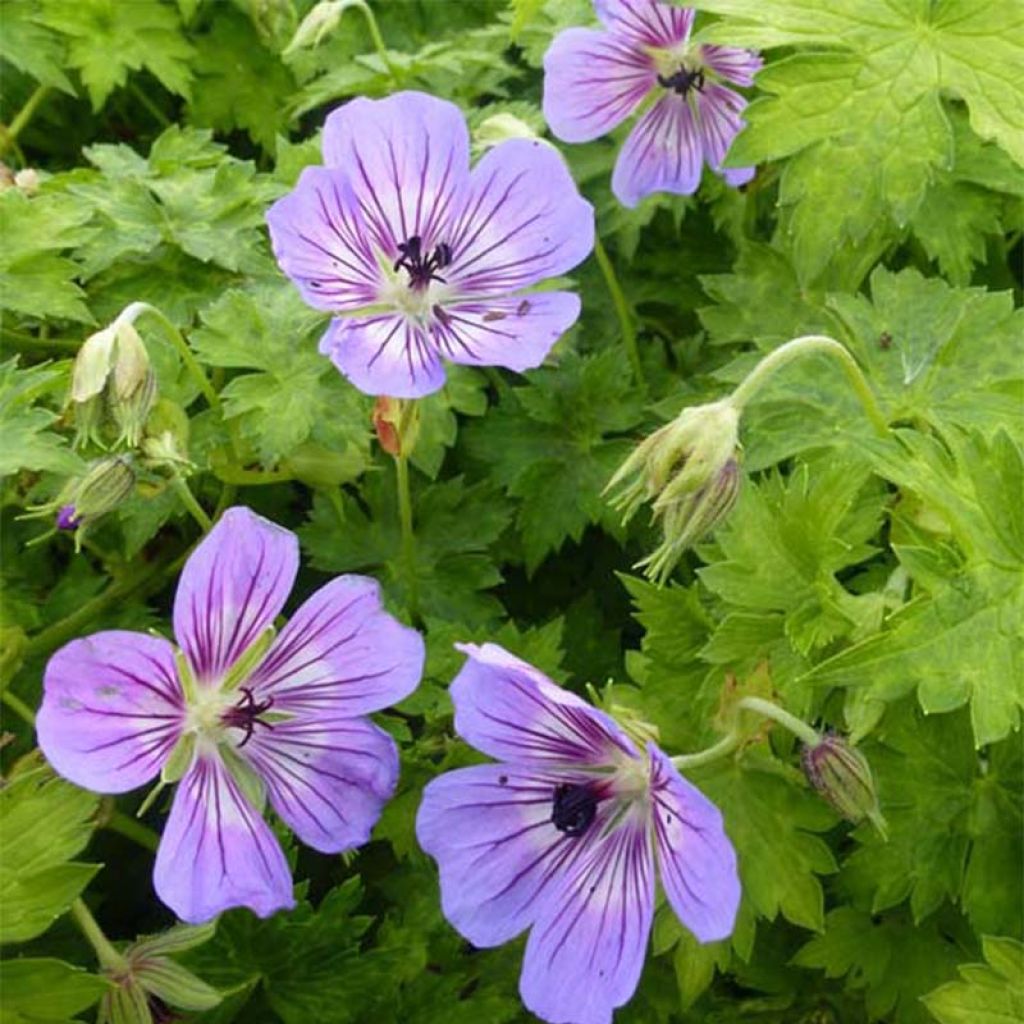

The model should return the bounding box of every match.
[0,0,1021,1022]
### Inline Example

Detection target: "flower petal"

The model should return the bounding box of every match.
[543,28,654,143]
[416,763,597,947]
[321,91,470,258]
[431,292,580,373]
[445,138,595,295]
[696,82,754,185]
[318,314,446,398]
[241,715,398,853]
[611,94,702,207]
[37,631,184,794]
[153,753,294,924]
[595,0,692,48]
[700,44,762,88]
[247,576,424,716]
[266,166,382,313]
[648,744,740,943]
[173,507,299,685]
[520,805,655,1024]
[450,643,637,767]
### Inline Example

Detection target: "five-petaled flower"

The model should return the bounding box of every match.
[37,506,424,924]
[543,0,761,207]
[416,643,740,1024]
[267,90,595,399]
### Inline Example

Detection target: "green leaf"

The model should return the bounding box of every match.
[923,936,1024,1024]
[0,359,82,477]
[0,190,94,323]
[463,349,645,571]
[39,0,194,110]
[690,0,1024,280]
[300,473,512,626]
[0,756,101,944]
[0,1,74,92]
[793,907,966,1024]
[0,958,109,1023]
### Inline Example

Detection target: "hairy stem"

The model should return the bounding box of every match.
[671,732,740,770]
[0,85,52,155]
[593,237,646,392]
[170,474,213,532]
[105,809,160,853]
[394,452,419,620]
[729,334,889,438]
[70,899,126,972]
[736,696,821,747]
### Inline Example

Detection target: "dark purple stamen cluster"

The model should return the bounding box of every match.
[56,504,82,531]
[551,782,598,837]
[221,687,274,748]
[394,235,453,290]
[657,66,705,97]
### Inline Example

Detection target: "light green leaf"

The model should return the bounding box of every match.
[0,958,109,1023]
[923,936,1024,1024]
[0,1,74,92]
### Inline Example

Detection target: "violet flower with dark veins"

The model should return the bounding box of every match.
[543,0,762,207]
[416,643,740,1024]
[37,507,425,924]
[267,91,595,398]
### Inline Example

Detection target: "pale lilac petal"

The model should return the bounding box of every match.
[431,292,579,373]
[445,139,595,295]
[520,805,655,1024]
[266,167,381,313]
[173,507,298,685]
[153,753,294,924]
[696,81,754,185]
[543,28,654,143]
[37,632,184,794]
[318,313,445,398]
[700,44,762,87]
[450,643,637,767]
[320,92,470,259]
[240,715,398,853]
[648,745,740,942]
[595,0,692,48]
[612,94,702,207]
[247,576,424,716]
[416,763,606,947]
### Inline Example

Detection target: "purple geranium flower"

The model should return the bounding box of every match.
[37,507,424,924]
[416,644,740,1024]
[543,0,761,207]
[267,90,595,399]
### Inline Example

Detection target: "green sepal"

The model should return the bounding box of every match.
[160,733,196,786]
[220,626,276,693]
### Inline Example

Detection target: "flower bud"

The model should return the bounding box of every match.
[801,733,887,837]
[57,456,136,547]
[372,396,419,458]
[474,113,540,152]
[284,0,362,55]
[606,399,741,583]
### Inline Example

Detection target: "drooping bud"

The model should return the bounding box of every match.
[605,398,741,584]
[284,0,365,55]
[55,456,136,549]
[801,733,887,837]
[474,113,540,152]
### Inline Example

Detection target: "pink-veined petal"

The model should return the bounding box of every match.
[445,138,594,295]
[173,507,298,685]
[153,753,294,924]
[416,763,599,947]
[431,292,580,373]
[247,576,424,717]
[519,804,655,1024]
[649,745,740,942]
[321,91,470,259]
[266,166,382,313]
[696,81,754,186]
[241,714,398,853]
[450,643,637,768]
[700,44,762,87]
[37,631,184,794]
[595,0,692,48]
[543,28,654,143]
[611,93,702,207]
[318,313,446,398]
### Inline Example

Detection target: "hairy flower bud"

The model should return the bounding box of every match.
[605,398,741,583]
[284,0,364,55]
[55,456,136,548]
[802,733,887,837]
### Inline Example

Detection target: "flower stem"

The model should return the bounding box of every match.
[170,474,213,532]
[105,809,160,853]
[117,303,222,414]
[353,0,398,77]
[394,452,419,620]
[728,334,889,438]
[593,236,646,392]
[128,82,170,127]
[736,696,821,746]
[70,899,126,972]
[0,85,51,156]
[1,688,35,727]
[671,731,740,770]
